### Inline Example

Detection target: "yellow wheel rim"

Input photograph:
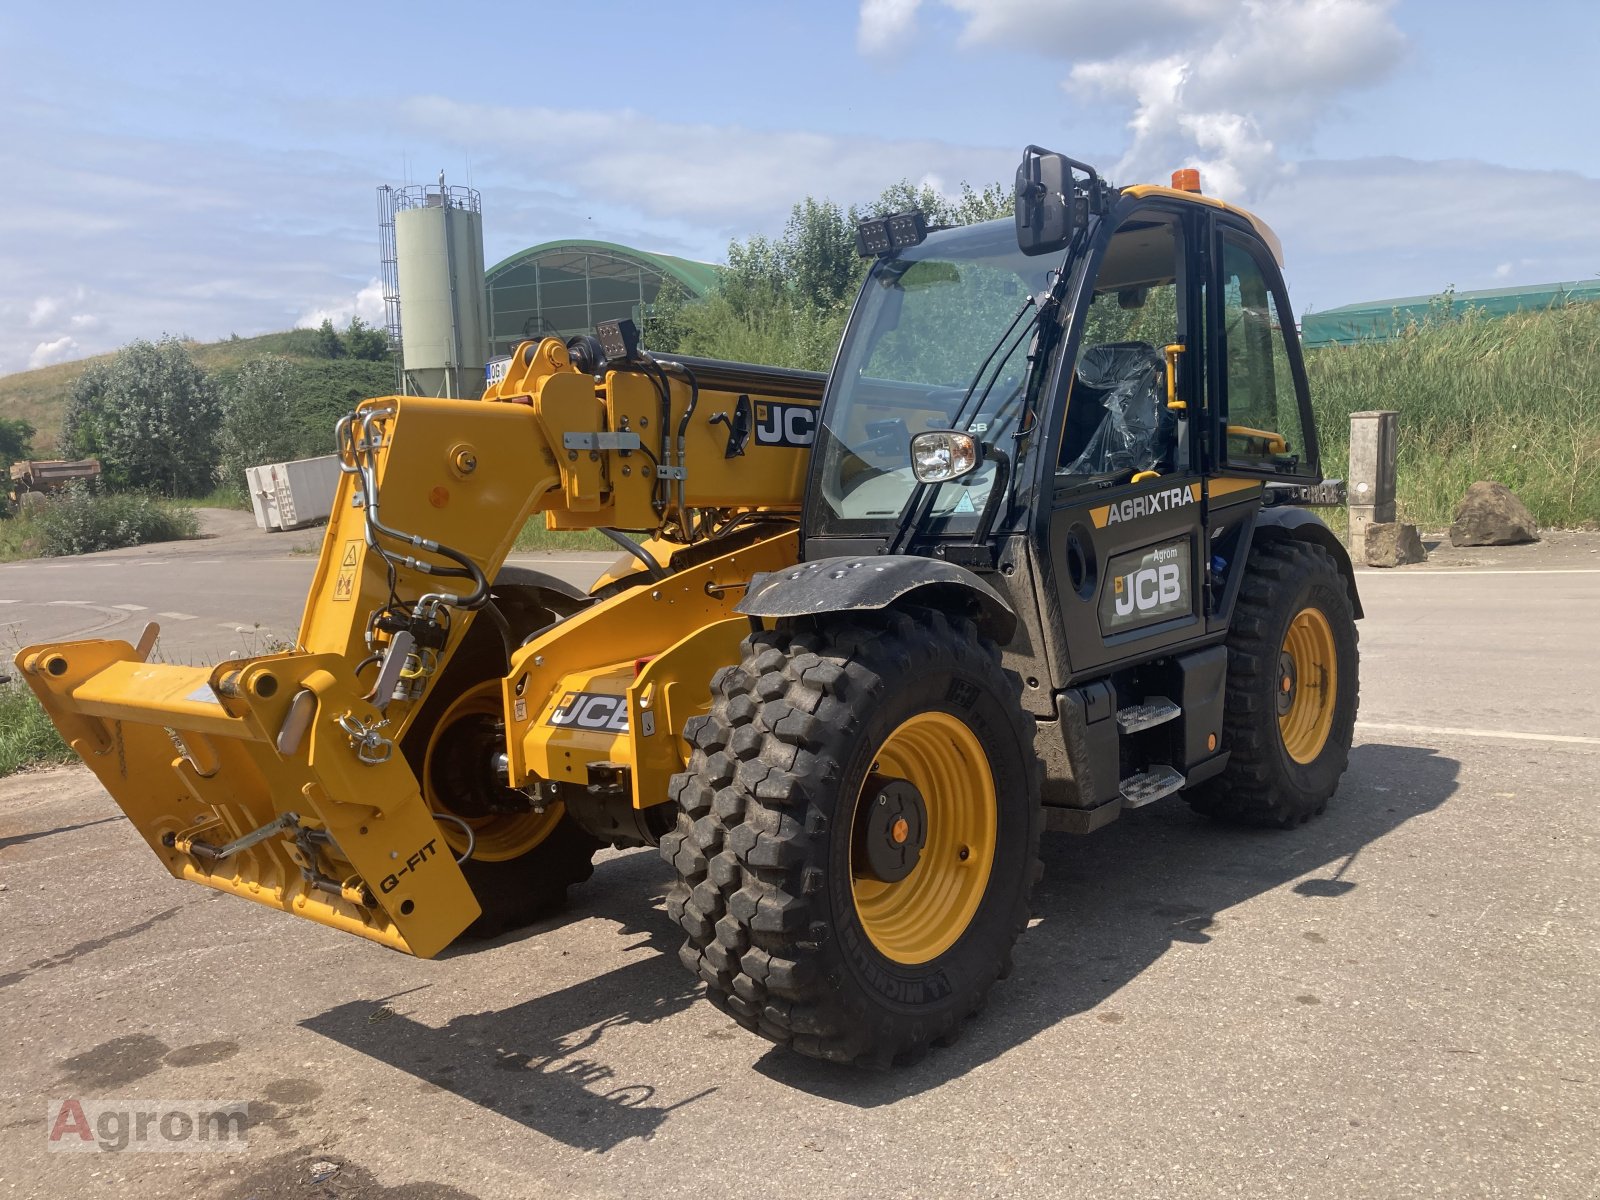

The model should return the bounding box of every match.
[850,711,997,966]
[1278,606,1338,765]
[423,681,563,862]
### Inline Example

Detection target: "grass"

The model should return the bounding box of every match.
[512,517,631,553]
[1305,300,1600,529]
[170,483,252,511]
[0,680,75,777]
[0,487,201,561]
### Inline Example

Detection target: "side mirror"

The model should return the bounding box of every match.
[1014,147,1074,257]
[910,431,980,483]
[1014,146,1110,257]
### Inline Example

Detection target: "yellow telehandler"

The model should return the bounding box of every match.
[18,148,1360,1066]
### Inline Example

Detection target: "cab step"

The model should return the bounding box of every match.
[1119,765,1186,808]
[1116,697,1181,734]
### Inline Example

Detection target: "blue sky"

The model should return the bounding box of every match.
[3,0,1598,375]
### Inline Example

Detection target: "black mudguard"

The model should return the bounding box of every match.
[737,555,1018,642]
[1253,507,1364,619]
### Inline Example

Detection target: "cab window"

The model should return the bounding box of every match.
[1057,215,1182,479]
[1220,235,1310,475]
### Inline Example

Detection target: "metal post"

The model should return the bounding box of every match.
[1347,410,1398,546]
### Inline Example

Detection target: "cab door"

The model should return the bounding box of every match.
[1044,201,1210,679]
[1200,215,1323,634]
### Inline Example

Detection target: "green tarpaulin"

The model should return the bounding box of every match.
[1302,280,1600,347]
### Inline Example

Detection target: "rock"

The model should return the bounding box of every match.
[1364,522,1428,567]
[1450,481,1539,546]
[308,1159,341,1184]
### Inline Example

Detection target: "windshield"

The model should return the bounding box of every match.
[814,219,1058,536]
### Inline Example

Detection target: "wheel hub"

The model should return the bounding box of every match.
[1276,651,1299,716]
[429,713,532,818]
[854,775,928,884]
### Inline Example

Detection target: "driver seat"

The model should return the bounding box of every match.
[1059,341,1175,476]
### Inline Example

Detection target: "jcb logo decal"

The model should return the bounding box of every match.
[1114,563,1183,616]
[754,402,817,448]
[1091,483,1202,529]
[1099,538,1192,632]
[548,691,630,733]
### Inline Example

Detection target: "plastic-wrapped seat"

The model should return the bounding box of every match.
[1059,341,1176,477]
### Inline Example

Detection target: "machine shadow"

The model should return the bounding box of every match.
[301,855,711,1154]
[754,740,1460,1104]
[303,741,1457,1136]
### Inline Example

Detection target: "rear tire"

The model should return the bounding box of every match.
[661,607,1042,1067]
[401,575,599,939]
[1187,539,1359,827]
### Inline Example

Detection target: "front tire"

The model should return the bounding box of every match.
[401,576,599,939]
[661,607,1042,1067]
[1187,539,1359,827]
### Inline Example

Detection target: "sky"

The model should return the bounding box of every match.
[3,0,1598,376]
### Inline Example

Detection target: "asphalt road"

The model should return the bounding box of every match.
[0,510,619,665]
[1,526,1597,1199]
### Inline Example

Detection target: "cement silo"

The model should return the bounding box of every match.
[379,176,488,399]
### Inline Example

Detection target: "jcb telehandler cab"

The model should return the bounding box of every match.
[18,147,1359,1068]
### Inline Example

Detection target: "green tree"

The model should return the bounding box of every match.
[0,417,35,468]
[312,317,346,359]
[60,361,113,461]
[642,280,693,353]
[217,355,302,486]
[344,316,389,361]
[670,178,1012,372]
[60,337,220,495]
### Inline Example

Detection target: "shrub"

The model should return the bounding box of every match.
[218,355,302,487]
[59,337,220,496]
[27,483,200,557]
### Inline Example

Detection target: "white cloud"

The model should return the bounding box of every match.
[859,0,923,53]
[28,336,79,369]
[877,0,1406,200]
[399,97,1016,230]
[1494,262,1514,279]
[1263,158,1600,308]
[296,279,386,331]
[946,0,1228,60]
[27,296,61,327]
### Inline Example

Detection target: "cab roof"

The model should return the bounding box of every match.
[1120,184,1284,267]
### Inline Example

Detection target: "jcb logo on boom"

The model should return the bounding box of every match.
[548,691,630,733]
[754,402,817,448]
[1095,484,1199,528]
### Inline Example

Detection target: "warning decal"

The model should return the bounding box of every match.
[333,539,361,602]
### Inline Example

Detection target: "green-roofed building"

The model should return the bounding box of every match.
[485,239,721,355]
[1301,280,1600,348]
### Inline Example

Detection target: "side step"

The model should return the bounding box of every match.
[1119,764,1186,808]
[1117,697,1181,734]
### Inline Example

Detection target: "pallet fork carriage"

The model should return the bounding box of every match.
[18,148,1360,1066]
